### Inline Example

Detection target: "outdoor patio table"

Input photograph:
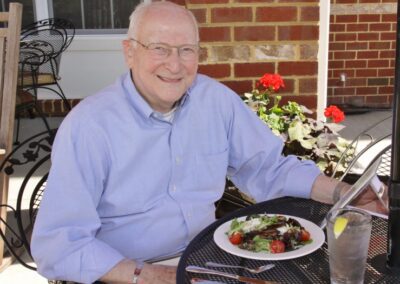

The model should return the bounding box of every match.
[177,197,400,283]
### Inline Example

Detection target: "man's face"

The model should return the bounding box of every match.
[123,7,199,113]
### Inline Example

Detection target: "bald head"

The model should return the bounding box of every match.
[128,1,199,42]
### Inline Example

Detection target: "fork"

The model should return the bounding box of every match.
[205,261,275,274]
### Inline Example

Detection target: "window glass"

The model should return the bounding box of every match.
[52,0,141,34]
[1,0,34,27]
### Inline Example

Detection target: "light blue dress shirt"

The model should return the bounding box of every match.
[31,73,321,283]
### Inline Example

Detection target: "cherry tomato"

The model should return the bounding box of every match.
[270,240,285,253]
[228,232,243,245]
[299,229,311,242]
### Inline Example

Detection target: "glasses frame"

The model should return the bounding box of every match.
[129,38,199,61]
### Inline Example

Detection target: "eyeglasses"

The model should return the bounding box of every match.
[130,38,199,61]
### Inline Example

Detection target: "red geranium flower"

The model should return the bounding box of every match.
[258,73,285,91]
[324,105,345,123]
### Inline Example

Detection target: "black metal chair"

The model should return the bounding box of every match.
[15,40,53,144]
[0,130,67,283]
[19,18,75,111]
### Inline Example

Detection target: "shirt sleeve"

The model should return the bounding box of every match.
[225,92,321,202]
[31,111,125,284]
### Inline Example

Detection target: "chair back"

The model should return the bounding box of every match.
[0,2,22,266]
[20,18,75,78]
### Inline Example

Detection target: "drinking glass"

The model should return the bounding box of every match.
[326,208,372,284]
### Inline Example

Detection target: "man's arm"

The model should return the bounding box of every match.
[99,259,176,284]
[310,174,388,214]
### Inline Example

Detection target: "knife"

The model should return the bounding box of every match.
[186,265,278,284]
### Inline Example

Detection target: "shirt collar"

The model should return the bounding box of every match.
[122,72,196,118]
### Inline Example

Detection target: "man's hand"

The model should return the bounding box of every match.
[310,174,388,215]
[351,185,388,215]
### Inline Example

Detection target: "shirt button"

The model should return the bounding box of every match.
[175,156,182,165]
[171,185,177,192]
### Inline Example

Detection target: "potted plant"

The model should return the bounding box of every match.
[243,73,353,177]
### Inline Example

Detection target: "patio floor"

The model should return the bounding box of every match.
[0,110,393,283]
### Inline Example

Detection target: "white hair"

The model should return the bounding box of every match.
[127,1,199,41]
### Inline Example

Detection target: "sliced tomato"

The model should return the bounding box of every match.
[270,240,285,253]
[299,229,311,242]
[228,232,243,245]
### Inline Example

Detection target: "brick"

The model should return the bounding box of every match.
[370,23,392,31]
[327,96,344,105]
[381,32,396,41]
[278,0,319,2]
[382,14,397,22]
[236,0,273,2]
[211,7,252,23]
[329,42,346,51]
[257,7,297,22]
[336,15,357,23]
[234,62,275,77]
[358,50,379,59]
[278,61,318,76]
[356,87,378,95]
[368,78,389,86]
[334,87,355,96]
[346,78,367,87]
[299,78,317,93]
[378,87,394,95]
[368,59,390,68]
[358,32,379,41]
[330,23,346,32]
[378,68,395,77]
[332,69,355,77]
[199,27,230,42]
[199,47,208,63]
[369,41,391,50]
[334,51,356,60]
[280,78,294,93]
[345,60,366,68]
[187,0,228,3]
[278,25,319,41]
[335,33,357,41]
[222,80,253,95]
[347,24,368,32]
[335,0,358,3]
[210,45,251,62]
[234,26,275,41]
[198,64,231,78]
[356,69,377,77]
[255,45,295,60]
[300,6,319,21]
[329,60,344,69]
[299,45,318,60]
[190,9,207,24]
[359,14,380,22]
[346,42,368,50]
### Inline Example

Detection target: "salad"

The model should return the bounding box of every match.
[227,214,312,253]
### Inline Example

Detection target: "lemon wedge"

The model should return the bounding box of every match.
[333,216,348,238]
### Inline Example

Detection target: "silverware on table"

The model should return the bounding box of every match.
[186,265,278,284]
[205,261,275,274]
[190,278,227,283]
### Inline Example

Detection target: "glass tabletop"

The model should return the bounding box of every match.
[177,197,399,283]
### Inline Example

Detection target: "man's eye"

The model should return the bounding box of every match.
[151,45,168,54]
[181,47,195,54]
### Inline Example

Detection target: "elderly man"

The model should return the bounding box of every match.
[31,1,387,284]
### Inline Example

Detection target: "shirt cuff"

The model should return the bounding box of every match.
[284,161,321,199]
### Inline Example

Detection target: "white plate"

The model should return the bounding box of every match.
[213,214,325,261]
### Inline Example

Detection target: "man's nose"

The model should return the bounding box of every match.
[164,48,182,72]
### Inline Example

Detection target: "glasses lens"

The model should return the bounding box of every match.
[179,45,199,60]
[147,43,170,58]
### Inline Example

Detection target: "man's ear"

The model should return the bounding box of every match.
[122,40,134,66]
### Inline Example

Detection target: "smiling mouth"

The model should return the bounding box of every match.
[158,75,182,83]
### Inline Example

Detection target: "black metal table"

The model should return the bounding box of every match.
[177,197,400,283]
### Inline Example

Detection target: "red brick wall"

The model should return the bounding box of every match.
[47,0,398,116]
[328,0,397,109]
